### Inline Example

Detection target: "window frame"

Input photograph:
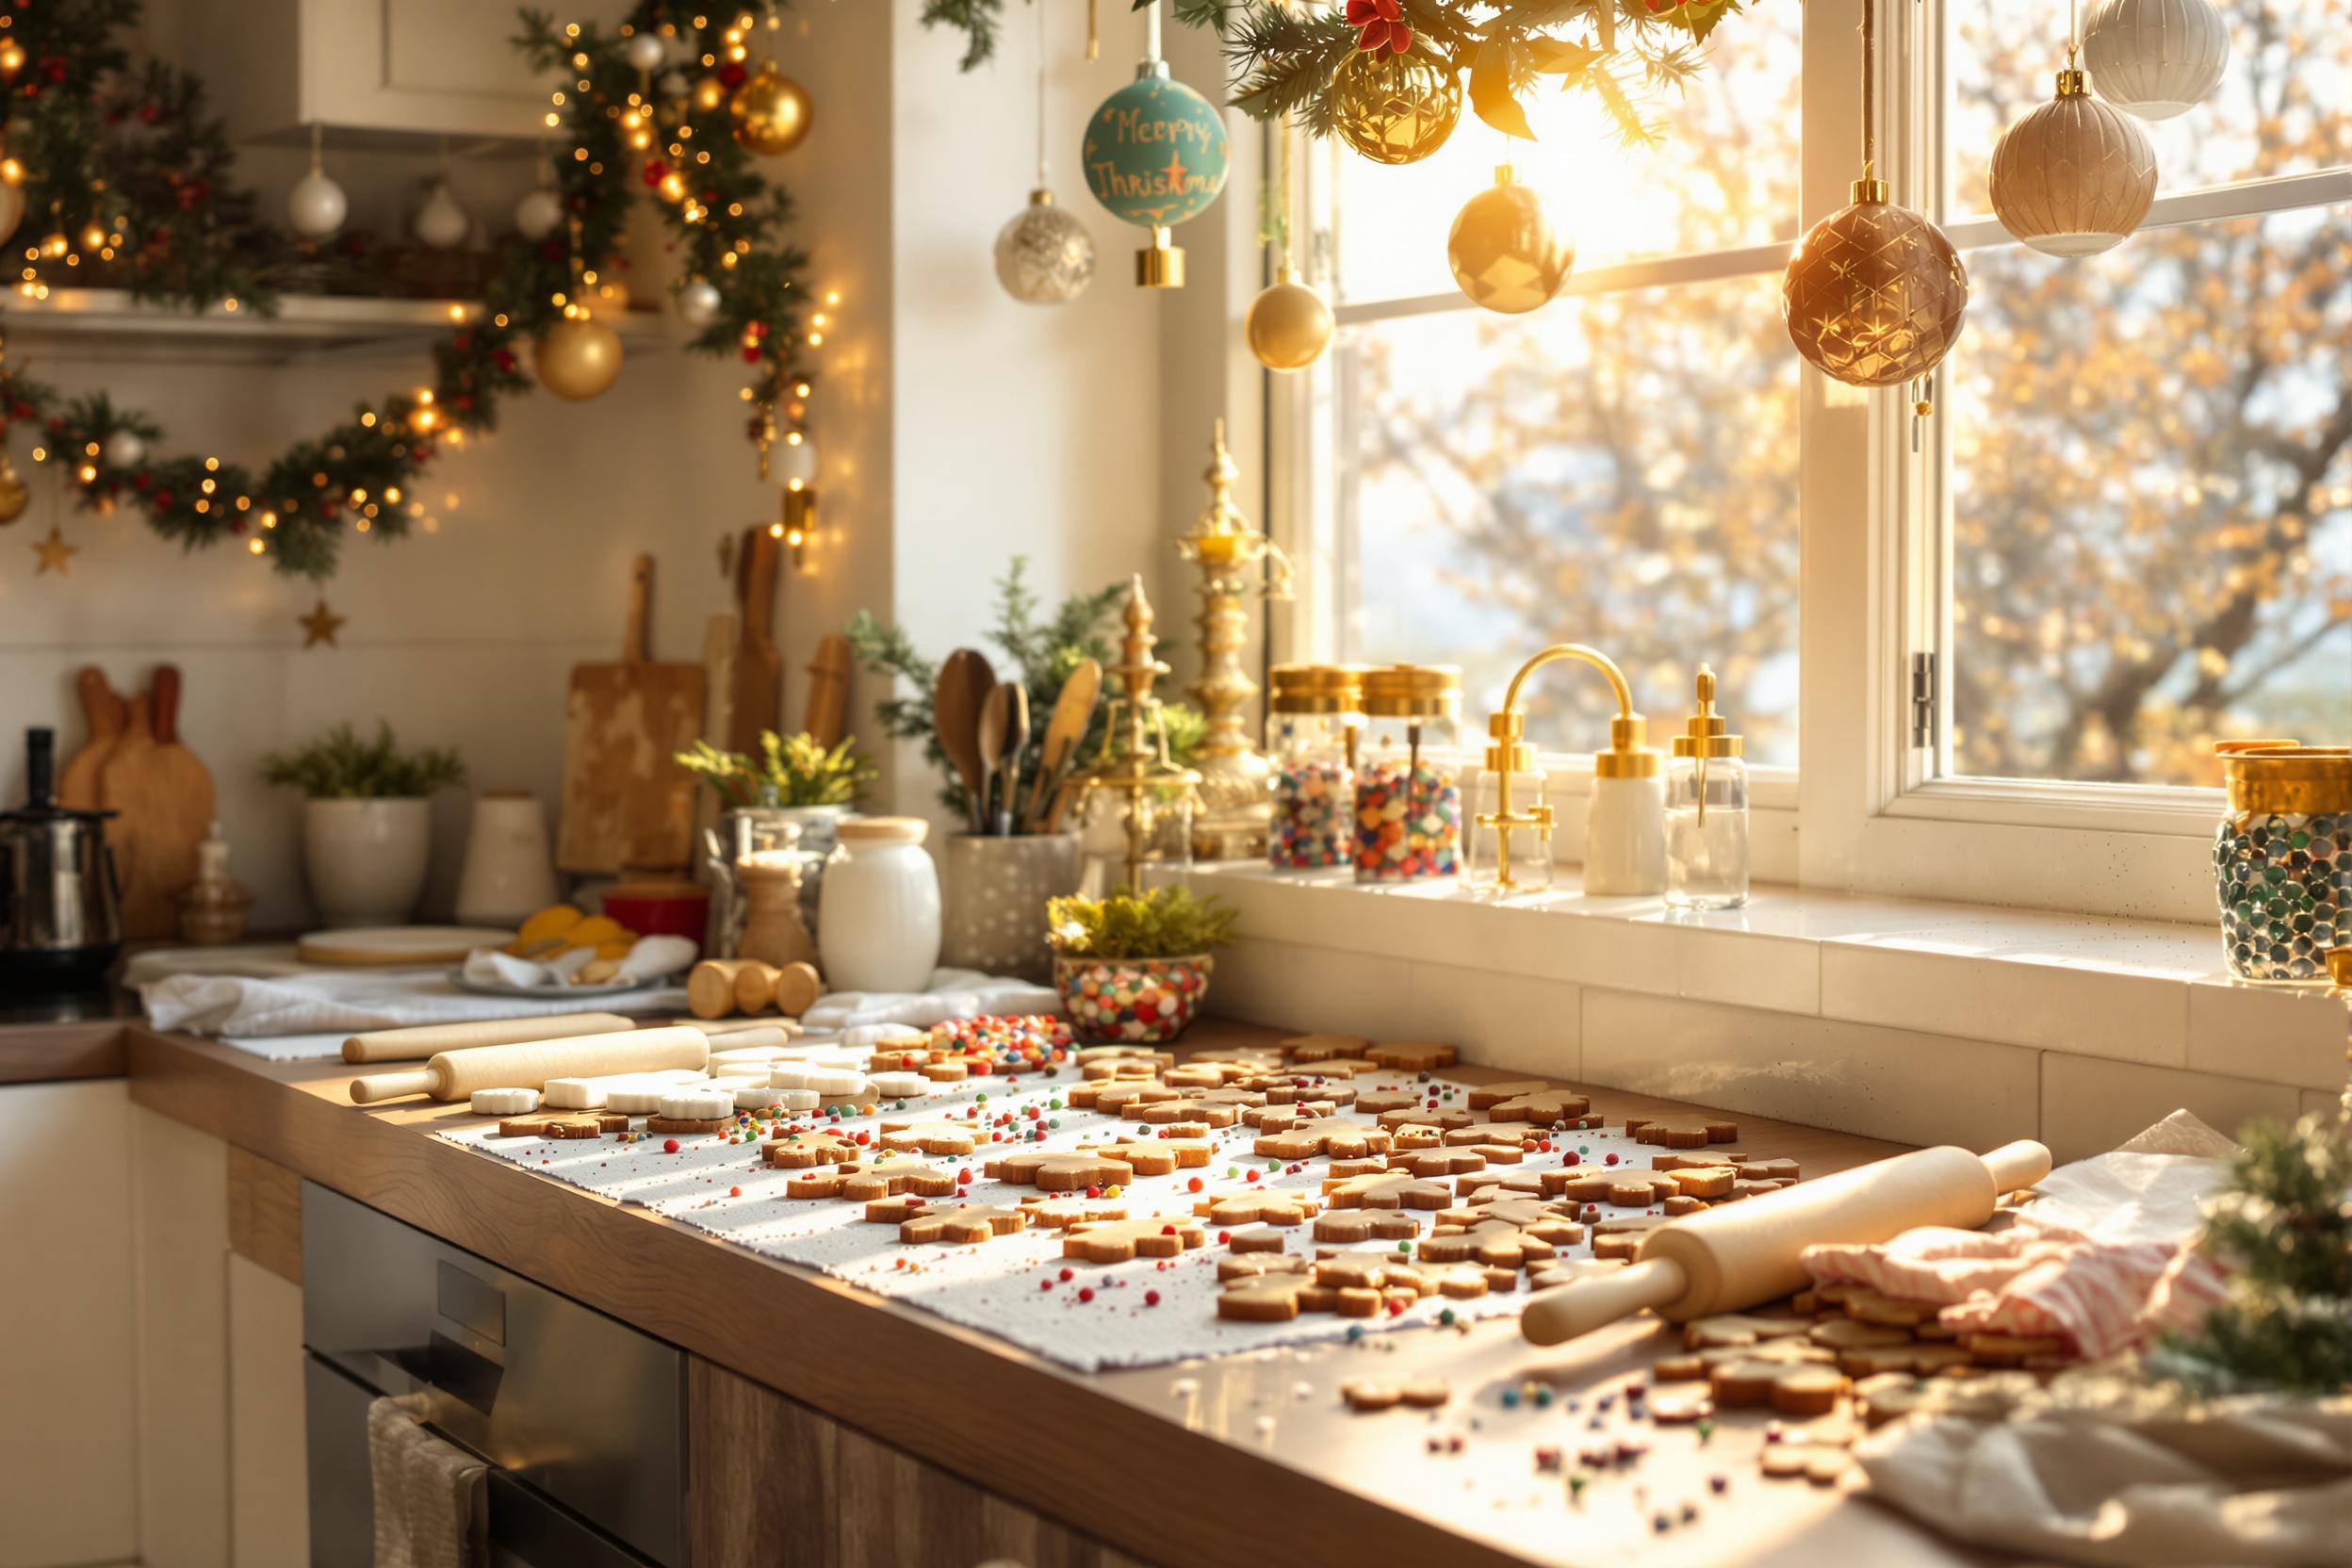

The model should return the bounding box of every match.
[1269,0,2350,923]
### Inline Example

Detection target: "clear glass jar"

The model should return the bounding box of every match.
[1353,664,1462,883]
[1466,768,1553,895]
[1665,665,1748,909]
[1266,663,1362,872]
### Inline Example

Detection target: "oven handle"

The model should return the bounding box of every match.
[485,1469,657,1568]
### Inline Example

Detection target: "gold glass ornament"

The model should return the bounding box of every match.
[1246,265,1334,370]
[1990,68,2157,257]
[729,61,812,155]
[0,449,26,524]
[1329,44,1462,167]
[1784,180,1968,387]
[0,177,20,249]
[534,316,625,400]
[1446,166,1572,316]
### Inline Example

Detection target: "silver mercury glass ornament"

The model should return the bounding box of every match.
[991,1,1094,304]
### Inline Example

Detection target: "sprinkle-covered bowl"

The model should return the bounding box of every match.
[1054,953,1213,1044]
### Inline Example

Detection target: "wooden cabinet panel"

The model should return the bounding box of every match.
[226,1254,309,1566]
[689,1358,1154,1568]
[226,1144,302,1286]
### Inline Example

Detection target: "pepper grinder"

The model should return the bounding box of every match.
[177,821,254,944]
[1666,666,1749,909]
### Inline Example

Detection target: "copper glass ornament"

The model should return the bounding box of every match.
[1990,69,2157,257]
[1784,180,1968,387]
[1330,44,1462,166]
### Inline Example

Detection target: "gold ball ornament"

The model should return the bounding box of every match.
[0,173,27,249]
[1329,43,1462,166]
[1988,70,2156,257]
[1782,180,1968,387]
[0,451,27,525]
[1446,166,1573,316]
[729,61,812,156]
[534,315,625,401]
[1245,266,1333,370]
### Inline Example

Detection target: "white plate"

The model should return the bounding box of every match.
[296,925,516,966]
[447,970,656,1001]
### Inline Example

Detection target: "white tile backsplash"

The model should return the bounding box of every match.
[1821,942,2188,1067]
[2038,1055,2305,1164]
[1210,938,1412,1042]
[2185,977,2352,1091]
[1402,963,1581,1080]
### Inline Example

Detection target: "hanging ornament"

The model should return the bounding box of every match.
[1083,5,1228,289]
[514,148,564,240]
[1783,0,1968,388]
[298,599,345,649]
[1328,42,1462,166]
[2082,0,2230,121]
[0,449,26,525]
[412,178,469,249]
[287,123,347,240]
[730,60,813,155]
[1446,166,1572,316]
[1245,100,1331,369]
[994,1,1095,305]
[536,315,624,400]
[0,160,21,249]
[102,429,143,468]
[1989,8,2157,259]
[31,524,75,576]
[623,31,667,74]
[676,276,724,327]
[774,431,818,489]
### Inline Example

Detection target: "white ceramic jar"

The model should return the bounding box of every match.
[817,817,941,993]
[454,791,558,926]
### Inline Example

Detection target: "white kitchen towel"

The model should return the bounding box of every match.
[367,1395,485,1568]
[798,968,1061,1031]
[143,969,684,1037]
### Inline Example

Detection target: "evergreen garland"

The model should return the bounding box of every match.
[2153,1112,2352,1397]
[0,0,810,580]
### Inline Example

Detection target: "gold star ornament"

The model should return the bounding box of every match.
[32,525,76,576]
[299,598,346,648]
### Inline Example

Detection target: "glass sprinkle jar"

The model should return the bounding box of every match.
[1266,663,1363,872]
[1353,663,1462,883]
[2213,742,2351,984]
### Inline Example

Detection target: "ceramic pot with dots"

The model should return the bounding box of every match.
[940,831,1081,983]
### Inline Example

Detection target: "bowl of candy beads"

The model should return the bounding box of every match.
[1043,885,1236,1045]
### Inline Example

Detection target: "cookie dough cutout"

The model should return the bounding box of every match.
[874,1119,979,1157]
[1088,1138,1213,1176]
[1479,1086,1593,1125]
[1196,1190,1319,1228]
[983,1152,1136,1192]
[1364,1041,1457,1071]
[1061,1216,1207,1264]
[899,1204,1031,1245]
[1323,1170,1453,1211]
[1017,1195,1129,1230]
[764,1130,863,1168]
[1312,1209,1421,1245]
[496,1110,625,1138]
[1255,1120,1394,1162]
[470,1086,538,1115]
[1282,1033,1369,1063]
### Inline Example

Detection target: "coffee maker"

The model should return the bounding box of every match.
[0,727,123,995]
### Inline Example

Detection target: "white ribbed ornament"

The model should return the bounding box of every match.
[1988,70,2158,257]
[2082,0,2230,120]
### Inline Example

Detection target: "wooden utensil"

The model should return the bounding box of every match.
[348,1024,711,1104]
[804,632,853,747]
[694,608,741,850]
[976,683,1011,836]
[341,1012,637,1064]
[990,682,1029,836]
[724,527,783,753]
[1023,658,1101,832]
[934,648,996,836]
[57,666,126,811]
[1518,1141,2052,1347]
[555,555,708,875]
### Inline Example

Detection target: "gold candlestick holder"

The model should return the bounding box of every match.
[1073,577,1201,895]
[1176,419,1294,861]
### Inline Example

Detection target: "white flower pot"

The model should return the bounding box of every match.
[454,792,559,927]
[302,797,434,927]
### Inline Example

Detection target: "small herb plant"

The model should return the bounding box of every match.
[1047,886,1237,961]
[675,732,874,808]
[260,723,466,800]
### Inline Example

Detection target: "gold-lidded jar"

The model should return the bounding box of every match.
[1353,663,1462,883]
[1266,665,1364,874]
[2213,742,2352,984]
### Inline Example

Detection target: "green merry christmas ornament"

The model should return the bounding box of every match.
[1083,62,1229,288]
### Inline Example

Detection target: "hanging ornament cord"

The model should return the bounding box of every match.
[1036,0,1050,188]
[1145,0,1162,66]
[1858,0,1875,188]
[1087,0,1100,62]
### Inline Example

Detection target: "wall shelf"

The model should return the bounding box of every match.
[0,288,672,364]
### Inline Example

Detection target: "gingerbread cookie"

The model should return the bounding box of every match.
[645,1114,733,1135]
[1350,1088,1424,1117]
[1687,1314,1818,1349]
[784,1156,957,1201]
[1254,1120,1393,1162]
[1463,1079,1554,1112]
[496,1110,627,1138]
[1628,1116,1740,1148]
[1217,1250,1310,1282]
[1661,1164,1740,1200]
[1386,1148,1489,1179]
[1312,1209,1421,1244]
[1246,1104,1335,1135]
[1087,1137,1212,1176]
[1339,1376,1451,1412]
[1216,1273,1338,1321]
[1282,1033,1369,1063]
[1226,1225,1292,1254]
[899,1204,1031,1245]
[1416,1219,1557,1269]
[1061,1216,1206,1265]
[1255,1079,1356,1108]
[1079,1081,1178,1116]
[1127,1086,1262,1126]
[1364,1041,1457,1071]
[1453,1171,1548,1204]
[763,1130,862,1168]
[862,1195,937,1226]
[1016,1195,1129,1230]
[1607,1175,1676,1207]
[874,1119,979,1157]
[1195,1190,1320,1227]
[983,1151,1136,1191]
[1376,1105,1475,1134]
[1321,1169,1453,1210]
[1479,1086,1592,1125]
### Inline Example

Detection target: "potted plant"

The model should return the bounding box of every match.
[1045,885,1236,1044]
[677,730,874,949]
[261,723,466,927]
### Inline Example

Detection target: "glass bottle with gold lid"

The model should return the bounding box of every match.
[2213,741,2351,983]
[1352,663,1462,883]
[1665,664,1748,909]
[1266,663,1362,872]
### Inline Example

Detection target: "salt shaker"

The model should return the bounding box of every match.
[1666,665,1748,909]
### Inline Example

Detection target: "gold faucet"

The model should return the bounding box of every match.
[1478,644,1654,893]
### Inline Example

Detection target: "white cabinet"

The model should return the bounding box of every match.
[179,0,631,148]
[0,1080,139,1568]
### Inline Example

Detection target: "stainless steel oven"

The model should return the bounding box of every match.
[301,1182,688,1567]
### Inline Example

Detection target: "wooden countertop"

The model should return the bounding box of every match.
[12,1015,1999,1568]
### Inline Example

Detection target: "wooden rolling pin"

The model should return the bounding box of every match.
[1521,1140,2051,1347]
[349,1026,710,1104]
[341,1013,638,1064]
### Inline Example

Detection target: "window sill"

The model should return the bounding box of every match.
[1191,861,2350,1094]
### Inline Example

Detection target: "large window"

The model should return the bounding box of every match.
[1327,0,1805,764]
[1286,0,2350,916]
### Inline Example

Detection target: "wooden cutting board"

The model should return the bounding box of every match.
[723,525,782,752]
[98,685,202,940]
[57,666,126,811]
[555,555,707,875]
[804,631,852,747]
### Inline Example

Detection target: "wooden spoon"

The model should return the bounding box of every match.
[976,682,1010,836]
[934,648,995,835]
[1024,658,1102,833]
[992,682,1030,837]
